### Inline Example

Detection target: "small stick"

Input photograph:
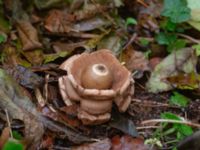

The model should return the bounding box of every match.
[5,109,13,138]
[131,98,179,108]
[177,33,200,44]
[44,74,49,103]
[136,126,160,130]
[123,33,137,50]
[141,119,200,128]
[137,0,149,7]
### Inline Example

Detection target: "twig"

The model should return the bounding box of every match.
[177,33,200,44]
[131,98,179,108]
[44,74,49,103]
[5,109,13,138]
[123,33,137,50]
[137,37,154,42]
[136,126,160,130]
[141,119,200,128]
[137,0,149,7]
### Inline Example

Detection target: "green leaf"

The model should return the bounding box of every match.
[156,32,177,45]
[12,131,23,140]
[161,112,181,120]
[169,92,189,107]
[177,124,193,136]
[44,51,70,64]
[162,0,191,23]
[144,49,152,59]
[192,44,200,56]
[161,112,193,139]
[167,39,187,52]
[139,38,150,46]
[3,139,24,150]
[125,17,137,27]
[0,34,6,43]
[160,19,177,32]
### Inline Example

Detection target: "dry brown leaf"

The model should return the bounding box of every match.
[59,105,81,127]
[149,57,162,70]
[111,135,150,150]
[121,45,150,72]
[0,69,44,148]
[73,4,109,21]
[40,135,53,149]
[52,41,86,53]
[44,9,75,33]
[23,50,44,65]
[0,127,10,149]
[2,45,31,67]
[72,138,111,150]
[17,20,42,51]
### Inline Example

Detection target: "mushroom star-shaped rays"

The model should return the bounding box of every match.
[58,49,134,125]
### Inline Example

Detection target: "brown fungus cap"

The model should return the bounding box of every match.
[58,49,134,125]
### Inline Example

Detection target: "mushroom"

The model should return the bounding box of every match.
[58,49,134,125]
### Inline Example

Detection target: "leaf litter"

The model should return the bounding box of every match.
[0,0,200,149]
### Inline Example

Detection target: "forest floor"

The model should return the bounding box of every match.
[0,0,200,150]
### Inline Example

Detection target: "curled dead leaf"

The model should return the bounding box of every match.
[17,20,42,51]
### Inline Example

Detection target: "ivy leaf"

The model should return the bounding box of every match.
[169,92,190,107]
[167,39,187,52]
[162,0,191,23]
[156,32,177,45]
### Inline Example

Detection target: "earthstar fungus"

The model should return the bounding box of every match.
[59,49,134,125]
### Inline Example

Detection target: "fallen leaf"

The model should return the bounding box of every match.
[72,17,111,32]
[109,110,138,137]
[23,49,44,65]
[2,45,31,67]
[0,68,92,145]
[17,20,42,51]
[0,68,44,148]
[97,33,122,56]
[43,51,71,64]
[149,57,162,70]
[44,9,75,33]
[167,72,200,90]
[72,138,111,150]
[52,41,86,53]
[111,135,150,150]
[5,65,43,89]
[34,0,63,9]
[59,105,81,127]
[73,4,110,21]
[0,127,10,149]
[146,48,197,93]
[120,45,150,73]
[40,135,53,149]
[187,0,200,31]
